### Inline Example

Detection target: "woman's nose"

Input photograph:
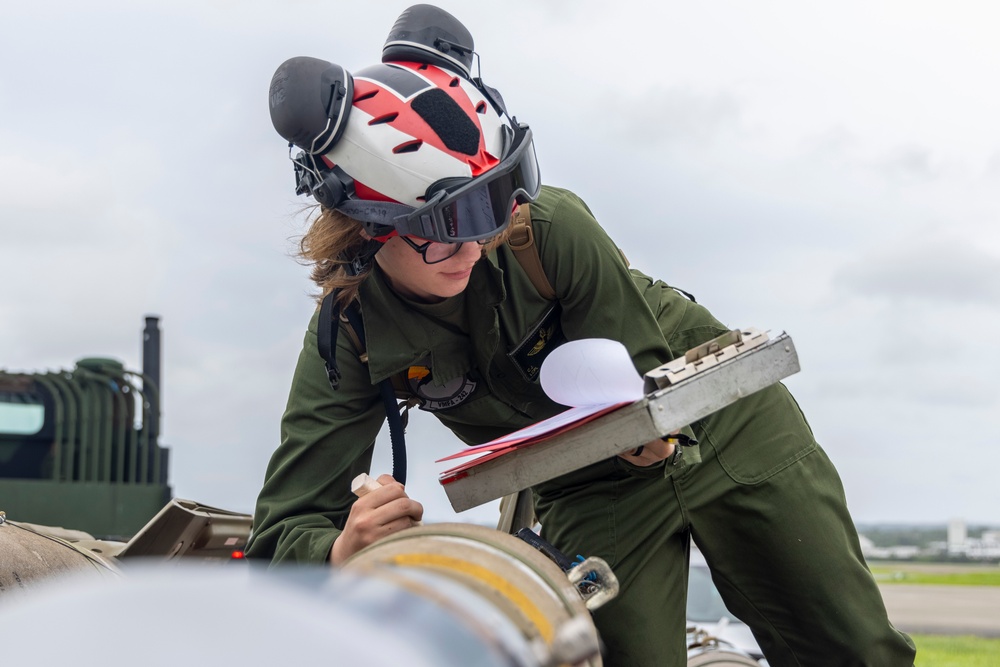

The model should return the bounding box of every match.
[456,240,484,261]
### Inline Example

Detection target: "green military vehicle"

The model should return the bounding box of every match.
[0,316,170,539]
[1,316,252,585]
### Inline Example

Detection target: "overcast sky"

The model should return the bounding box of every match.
[2,0,998,527]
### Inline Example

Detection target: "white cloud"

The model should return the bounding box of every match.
[0,153,118,244]
[835,241,1000,306]
[611,86,744,150]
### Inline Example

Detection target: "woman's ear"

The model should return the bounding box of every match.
[359,229,373,241]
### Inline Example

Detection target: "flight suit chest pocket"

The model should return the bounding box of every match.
[507,304,564,382]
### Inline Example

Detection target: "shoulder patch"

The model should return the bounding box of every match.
[407,365,478,412]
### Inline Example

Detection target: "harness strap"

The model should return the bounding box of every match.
[342,302,408,485]
[507,204,556,301]
[317,291,342,389]
[317,291,408,484]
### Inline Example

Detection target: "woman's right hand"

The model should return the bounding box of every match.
[329,474,424,565]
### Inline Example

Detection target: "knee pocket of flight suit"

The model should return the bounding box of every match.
[700,383,818,485]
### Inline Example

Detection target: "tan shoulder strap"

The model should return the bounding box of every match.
[506,203,556,301]
[339,305,368,364]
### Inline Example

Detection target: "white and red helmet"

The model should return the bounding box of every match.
[268,6,539,244]
[325,60,510,209]
[269,57,538,244]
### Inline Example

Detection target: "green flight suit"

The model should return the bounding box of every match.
[247,186,915,666]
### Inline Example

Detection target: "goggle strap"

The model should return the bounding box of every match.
[336,199,436,240]
[337,199,414,227]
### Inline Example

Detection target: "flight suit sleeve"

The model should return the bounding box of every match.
[530,188,676,375]
[245,309,384,565]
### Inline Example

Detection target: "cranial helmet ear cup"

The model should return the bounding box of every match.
[382,4,475,76]
[269,56,354,154]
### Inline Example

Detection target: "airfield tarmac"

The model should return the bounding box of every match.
[880,584,1000,637]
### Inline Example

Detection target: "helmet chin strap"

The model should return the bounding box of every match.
[342,239,384,276]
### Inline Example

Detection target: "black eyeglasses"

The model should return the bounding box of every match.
[398,235,491,264]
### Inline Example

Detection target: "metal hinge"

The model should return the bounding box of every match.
[643,328,771,392]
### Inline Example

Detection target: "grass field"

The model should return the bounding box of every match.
[913,634,1000,666]
[871,562,1000,665]
[870,562,1000,587]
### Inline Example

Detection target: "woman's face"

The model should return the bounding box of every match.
[375,236,484,303]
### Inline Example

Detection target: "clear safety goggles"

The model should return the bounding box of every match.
[390,124,541,243]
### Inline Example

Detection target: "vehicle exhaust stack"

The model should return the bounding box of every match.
[142,315,161,444]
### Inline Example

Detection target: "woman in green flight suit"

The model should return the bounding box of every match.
[247,6,915,666]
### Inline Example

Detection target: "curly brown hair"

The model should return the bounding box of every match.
[298,207,371,308]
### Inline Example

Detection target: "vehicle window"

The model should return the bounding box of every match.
[0,392,45,436]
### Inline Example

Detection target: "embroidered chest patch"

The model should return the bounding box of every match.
[507,304,564,382]
[407,365,478,412]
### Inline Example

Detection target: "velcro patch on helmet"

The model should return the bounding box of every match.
[411,88,480,156]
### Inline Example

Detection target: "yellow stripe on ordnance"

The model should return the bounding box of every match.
[389,553,553,642]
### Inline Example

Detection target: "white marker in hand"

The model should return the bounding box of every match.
[351,472,384,498]
[351,473,423,525]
